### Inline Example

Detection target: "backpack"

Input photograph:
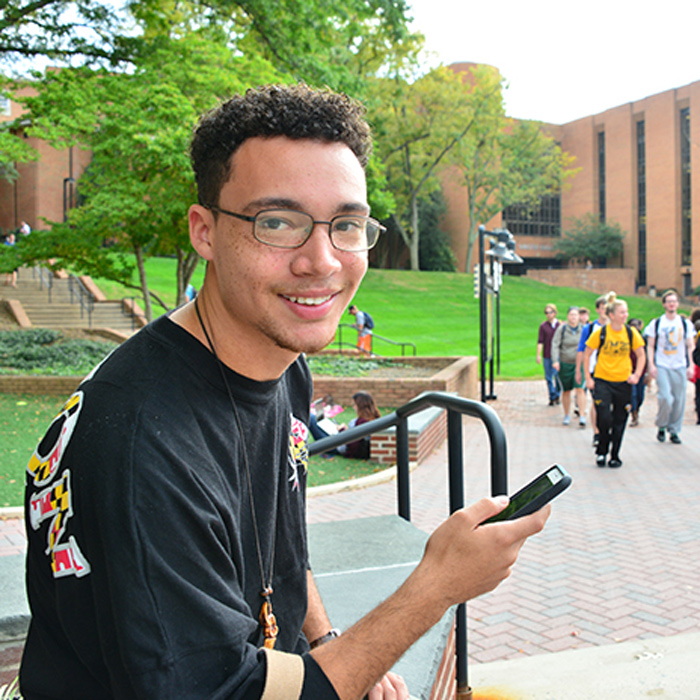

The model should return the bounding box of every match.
[362,311,374,331]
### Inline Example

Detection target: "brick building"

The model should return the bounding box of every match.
[442,64,700,296]
[0,86,90,234]
[3,72,700,295]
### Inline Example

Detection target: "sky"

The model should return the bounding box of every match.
[407,0,700,125]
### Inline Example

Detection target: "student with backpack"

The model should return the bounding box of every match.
[644,290,695,444]
[551,306,585,426]
[583,292,646,468]
[348,303,374,353]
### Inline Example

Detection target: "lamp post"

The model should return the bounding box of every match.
[478,226,523,402]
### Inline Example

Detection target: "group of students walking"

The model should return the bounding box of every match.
[538,289,700,468]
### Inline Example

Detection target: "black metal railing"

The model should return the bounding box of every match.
[334,323,417,357]
[36,266,54,303]
[68,275,95,327]
[121,297,140,331]
[309,391,508,698]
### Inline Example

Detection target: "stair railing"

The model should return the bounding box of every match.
[309,391,508,699]
[68,275,95,327]
[334,323,417,356]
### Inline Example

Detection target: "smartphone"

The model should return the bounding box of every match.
[482,464,572,523]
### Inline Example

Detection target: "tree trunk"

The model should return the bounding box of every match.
[176,248,201,306]
[134,244,153,323]
[409,194,420,271]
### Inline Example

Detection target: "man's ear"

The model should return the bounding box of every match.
[189,204,216,261]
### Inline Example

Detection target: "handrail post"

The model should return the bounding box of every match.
[396,418,410,521]
[447,409,470,698]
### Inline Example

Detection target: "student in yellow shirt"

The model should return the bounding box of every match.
[583,292,645,468]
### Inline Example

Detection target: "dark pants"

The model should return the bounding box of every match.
[631,377,646,412]
[695,379,700,421]
[594,378,631,460]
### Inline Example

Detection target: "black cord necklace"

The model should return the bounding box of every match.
[194,296,279,649]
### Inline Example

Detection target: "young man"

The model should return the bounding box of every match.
[645,289,695,444]
[21,85,549,700]
[536,304,561,405]
[348,303,372,353]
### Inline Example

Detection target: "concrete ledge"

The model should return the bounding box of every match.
[469,631,700,699]
[78,275,106,302]
[371,404,447,466]
[2,300,31,328]
[311,355,478,406]
[309,516,454,700]
[0,556,30,643]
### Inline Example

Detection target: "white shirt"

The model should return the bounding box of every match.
[645,315,693,370]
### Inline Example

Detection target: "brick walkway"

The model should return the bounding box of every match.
[2,379,700,667]
[307,379,700,664]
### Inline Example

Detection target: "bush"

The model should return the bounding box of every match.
[0,329,117,376]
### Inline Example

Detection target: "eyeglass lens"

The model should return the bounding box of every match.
[254,210,379,251]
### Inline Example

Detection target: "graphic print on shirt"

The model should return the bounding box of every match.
[288,414,309,491]
[602,338,630,357]
[26,391,91,578]
[660,326,682,356]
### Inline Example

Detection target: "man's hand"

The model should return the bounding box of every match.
[368,672,409,700]
[417,497,550,609]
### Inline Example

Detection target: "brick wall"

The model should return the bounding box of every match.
[0,640,23,690]
[525,268,636,296]
[0,375,81,396]
[312,356,478,407]
[429,622,456,700]
[370,409,448,466]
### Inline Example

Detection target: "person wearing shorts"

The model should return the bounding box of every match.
[552,306,585,426]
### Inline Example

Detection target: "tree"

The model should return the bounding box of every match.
[371,65,493,270]
[555,213,626,267]
[418,189,455,271]
[450,66,578,273]
[3,0,416,309]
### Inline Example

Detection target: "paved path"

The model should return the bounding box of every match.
[307,379,700,664]
[3,379,700,668]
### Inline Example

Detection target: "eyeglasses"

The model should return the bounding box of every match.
[545,310,555,315]
[206,206,385,253]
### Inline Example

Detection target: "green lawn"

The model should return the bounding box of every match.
[0,393,65,507]
[0,392,385,505]
[92,259,682,380]
[3,261,693,507]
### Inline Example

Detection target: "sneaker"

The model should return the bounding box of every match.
[657,427,666,442]
[592,434,599,448]
[669,432,682,444]
[574,407,580,417]
[563,415,571,426]
[579,416,586,427]
[608,458,623,468]
[596,454,606,467]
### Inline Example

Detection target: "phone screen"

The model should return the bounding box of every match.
[485,466,569,523]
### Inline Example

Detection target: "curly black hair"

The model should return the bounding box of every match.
[190,83,372,206]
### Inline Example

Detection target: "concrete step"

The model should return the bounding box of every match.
[3,270,139,333]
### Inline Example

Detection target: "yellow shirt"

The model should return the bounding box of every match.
[586,325,644,382]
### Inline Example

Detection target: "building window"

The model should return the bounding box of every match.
[680,107,692,267]
[598,131,606,222]
[637,120,647,287]
[502,193,561,237]
[0,95,10,116]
